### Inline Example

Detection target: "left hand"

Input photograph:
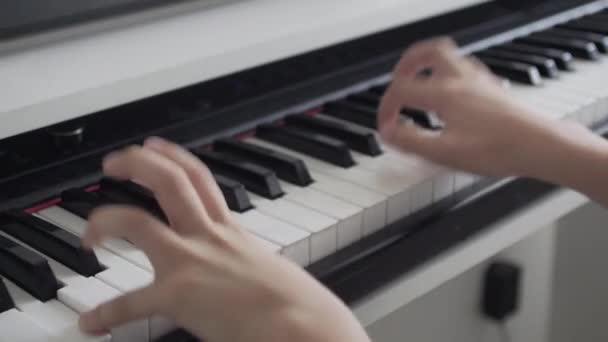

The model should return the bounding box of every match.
[79,137,370,342]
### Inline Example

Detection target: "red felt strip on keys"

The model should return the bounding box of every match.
[307,108,322,116]
[25,198,61,213]
[235,130,256,140]
[85,184,100,192]
[26,183,100,213]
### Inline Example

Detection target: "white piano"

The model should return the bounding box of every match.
[1,0,607,341]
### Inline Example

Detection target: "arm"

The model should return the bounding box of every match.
[530,124,608,208]
[377,38,608,207]
[78,138,371,342]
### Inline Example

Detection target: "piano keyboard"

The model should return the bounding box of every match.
[2,3,608,342]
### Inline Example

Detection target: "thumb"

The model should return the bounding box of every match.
[378,78,447,132]
[382,121,446,161]
[79,284,161,336]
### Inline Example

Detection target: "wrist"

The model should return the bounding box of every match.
[522,121,608,191]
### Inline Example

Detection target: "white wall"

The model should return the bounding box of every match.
[366,223,557,342]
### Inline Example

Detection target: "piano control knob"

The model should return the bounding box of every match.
[47,123,85,150]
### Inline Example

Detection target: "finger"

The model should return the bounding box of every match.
[103,146,212,233]
[382,121,450,162]
[394,37,463,78]
[378,78,443,136]
[79,284,161,336]
[84,206,181,268]
[466,56,504,86]
[467,55,491,75]
[143,137,232,224]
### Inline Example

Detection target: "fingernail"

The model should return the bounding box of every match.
[79,310,106,335]
[144,136,166,150]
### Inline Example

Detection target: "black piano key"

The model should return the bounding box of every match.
[369,84,388,96]
[256,124,356,168]
[497,43,574,71]
[60,188,108,219]
[347,92,381,108]
[285,114,383,156]
[213,174,253,213]
[322,100,377,129]
[0,278,14,313]
[0,211,103,277]
[543,28,608,53]
[515,35,600,60]
[559,17,608,35]
[402,108,443,130]
[99,178,166,221]
[0,233,60,302]
[214,138,313,186]
[476,56,543,85]
[96,182,167,222]
[479,48,559,78]
[192,149,284,199]
[346,92,440,130]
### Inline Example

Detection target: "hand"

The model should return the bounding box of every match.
[78,138,370,342]
[377,37,587,179]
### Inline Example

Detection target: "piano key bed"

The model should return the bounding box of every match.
[2,2,608,341]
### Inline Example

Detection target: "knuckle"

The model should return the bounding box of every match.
[439,79,466,96]
[156,164,190,191]
[122,145,144,160]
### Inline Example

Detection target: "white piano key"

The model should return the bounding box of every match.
[410,180,434,212]
[34,212,153,293]
[249,138,419,225]
[507,57,608,125]
[377,154,456,210]
[37,207,153,272]
[353,149,450,204]
[0,309,55,342]
[454,172,477,192]
[308,172,387,236]
[248,232,283,254]
[313,114,444,213]
[248,192,338,262]
[36,208,193,340]
[5,280,109,342]
[0,232,149,342]
[558,59,608,122]
[433,171,455,203]
[533,81,596,123]
[507,84,580,120]
[39,206,270,340]
[232,210,311,266]
[315,110,477,212]
[58,277,149,342]
[279,181,364,249]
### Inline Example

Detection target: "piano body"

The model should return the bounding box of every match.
[0,0,607,340]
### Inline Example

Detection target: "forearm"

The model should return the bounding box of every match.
[273,304,371,342]
[525,121,608,208]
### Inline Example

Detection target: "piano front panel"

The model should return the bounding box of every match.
[1,1,608,341]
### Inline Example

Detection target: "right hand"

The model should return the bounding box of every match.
[377,37,587,179]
